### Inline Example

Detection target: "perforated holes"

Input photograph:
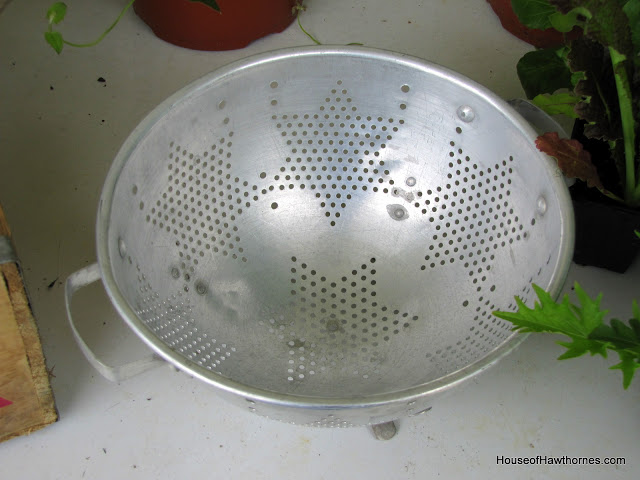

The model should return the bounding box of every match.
[287,255,419,371]
[417,146,528,271]
[146,139,248,265]
[266,82,405,227]
[133,268,235,373]
[306,415,355,428]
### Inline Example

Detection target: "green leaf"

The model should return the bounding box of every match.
[511,0,557,30]
[573,283,608,330]
[44,31,64,54]
[493,284,604,337]
[570,71,586,87]
[189,0,221,13]
[494,282,640,389]
[610,351,640,389]
[589,318,640,353]
[549,0,634,56]
[549,7,590,32]
[517,48,574,99]
[46,2,67,25]
[556,337,608,358]
[532,92,580,117]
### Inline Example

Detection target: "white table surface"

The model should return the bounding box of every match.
[1,1,638,479]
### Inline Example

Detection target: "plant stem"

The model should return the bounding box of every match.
[64,0,136,48]
[297,13,321,45]
[608,47,637,205]
[293,2,362,47]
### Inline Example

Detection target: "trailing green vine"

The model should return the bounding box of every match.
[293,1,362,46]
[45,1,136,54]
[293,3,321,45]
[44,0,221,54]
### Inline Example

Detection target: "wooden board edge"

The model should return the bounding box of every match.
[0,264,59,442]
[0,203,58,441]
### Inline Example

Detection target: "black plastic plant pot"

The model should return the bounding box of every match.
[570,182,640,273]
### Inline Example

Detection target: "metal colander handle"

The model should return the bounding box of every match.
[64,263,165,382]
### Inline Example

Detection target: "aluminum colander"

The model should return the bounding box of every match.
[66,47,574,431]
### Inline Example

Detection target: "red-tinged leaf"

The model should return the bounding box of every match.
[536,131,603,189]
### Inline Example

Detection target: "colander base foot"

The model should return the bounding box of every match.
[370,421,397,440]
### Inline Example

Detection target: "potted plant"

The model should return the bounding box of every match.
[486,0,581,47]
[493,0,640,391]
[45,0,300,53]
[134,0,299,51]
[498,0,640,273]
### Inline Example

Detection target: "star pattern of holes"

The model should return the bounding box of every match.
[266,80,405,226]
[415,144,526,271]
[258,256,419,382]
[143,136,249,282]
[412,129,540,366]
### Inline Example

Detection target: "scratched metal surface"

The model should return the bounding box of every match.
[0,0,637,478]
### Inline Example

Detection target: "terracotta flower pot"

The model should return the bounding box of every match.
[133,0,299,51]
[486,0,580,48]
